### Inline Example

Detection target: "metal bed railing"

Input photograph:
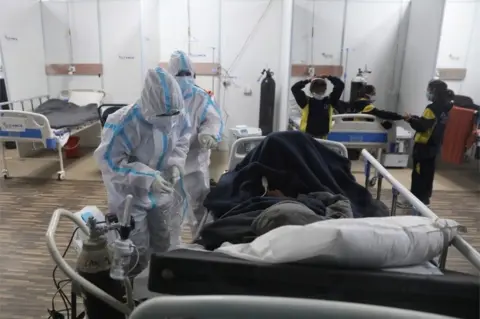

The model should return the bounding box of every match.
[129,295,455,319]
[362,149,480,272]
[0,95,50,111]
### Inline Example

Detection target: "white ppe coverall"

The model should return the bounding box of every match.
[94,67,191,270]
[168,50,224,222]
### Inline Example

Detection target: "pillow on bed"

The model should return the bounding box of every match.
[214,216,460,269]
[69,91,104,107]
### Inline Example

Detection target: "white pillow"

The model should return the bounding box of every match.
[69,90,104,106]
[214,216,459,268]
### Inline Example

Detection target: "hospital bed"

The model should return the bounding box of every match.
[46,138,480,319]
[0,89,105,180]
[227,135,349,170]
[142,146,480,319]
[289,113,392,172]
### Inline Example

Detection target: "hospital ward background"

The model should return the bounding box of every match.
[0,0,479,318]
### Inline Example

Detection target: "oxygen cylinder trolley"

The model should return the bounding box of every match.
[46,195,137,318]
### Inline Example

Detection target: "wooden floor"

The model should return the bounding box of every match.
[0,178,479,318]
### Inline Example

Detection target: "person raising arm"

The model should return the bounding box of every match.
[291,75,345,139]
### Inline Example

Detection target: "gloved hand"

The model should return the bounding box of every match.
[198,134,217,149]
[168,165,184,185]
[153,172,173,193]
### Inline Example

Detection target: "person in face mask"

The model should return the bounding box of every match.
[291,74,345,139]
[400,80,454,210]
[351,84,406,128]
[94,67,191,273]
[167,50,223,224]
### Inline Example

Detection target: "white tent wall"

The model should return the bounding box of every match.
[437,0,480,103]
[99,0,143,103]
[288,0,411,129]
[158,0,221,98]
[41,0,103,96]
[141,0,160,76]
[276,0,294,132]
[341,0,410,111]
[0,0,48,106]
[158,0,285,147]
[397,0,446,120]
[40,0,147,103]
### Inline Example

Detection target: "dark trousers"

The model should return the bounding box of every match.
[410,156,436,205]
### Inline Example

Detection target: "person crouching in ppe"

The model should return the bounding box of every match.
[402,80,454,210]
[168,50,224,224]
[351,84,406,128]
[291,75,345,139]
[94,67,191,274]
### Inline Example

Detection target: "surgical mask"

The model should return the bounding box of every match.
[312,93,324,100]
[426,92,434,101]
[368,94,376,102]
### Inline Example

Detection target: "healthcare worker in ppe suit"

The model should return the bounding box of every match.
[167,51,223,224]
[94,67,191,272]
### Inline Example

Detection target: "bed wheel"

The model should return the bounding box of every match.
[57,172,65,181]
[1,169,9,179]
[368,176,377,187]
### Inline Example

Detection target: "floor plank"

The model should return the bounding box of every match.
[0,176,478,318]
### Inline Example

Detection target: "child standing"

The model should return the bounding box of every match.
[403,80,454,207]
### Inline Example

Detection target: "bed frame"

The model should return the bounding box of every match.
[329,114,395,186]
[0,90,105,180]
[129,295,454,319]
[44,140,480,318]
[228,136,348,170]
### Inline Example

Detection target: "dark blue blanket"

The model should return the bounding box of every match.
[199,131,388,250]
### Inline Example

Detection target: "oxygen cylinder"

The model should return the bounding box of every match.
[258,69,276,136]
[349,68,367,104]
[76,219,125,319]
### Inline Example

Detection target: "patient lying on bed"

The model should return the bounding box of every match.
[252,190,353,236]
[197,131,390,250]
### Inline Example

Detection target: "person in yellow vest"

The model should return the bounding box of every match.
[401,80,454,210]
[291,75,345,139]
[351,84,405,127]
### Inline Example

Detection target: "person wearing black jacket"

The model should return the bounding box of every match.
[403,80,454,208]
[351,84,406,129]
[291,75,345,139]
